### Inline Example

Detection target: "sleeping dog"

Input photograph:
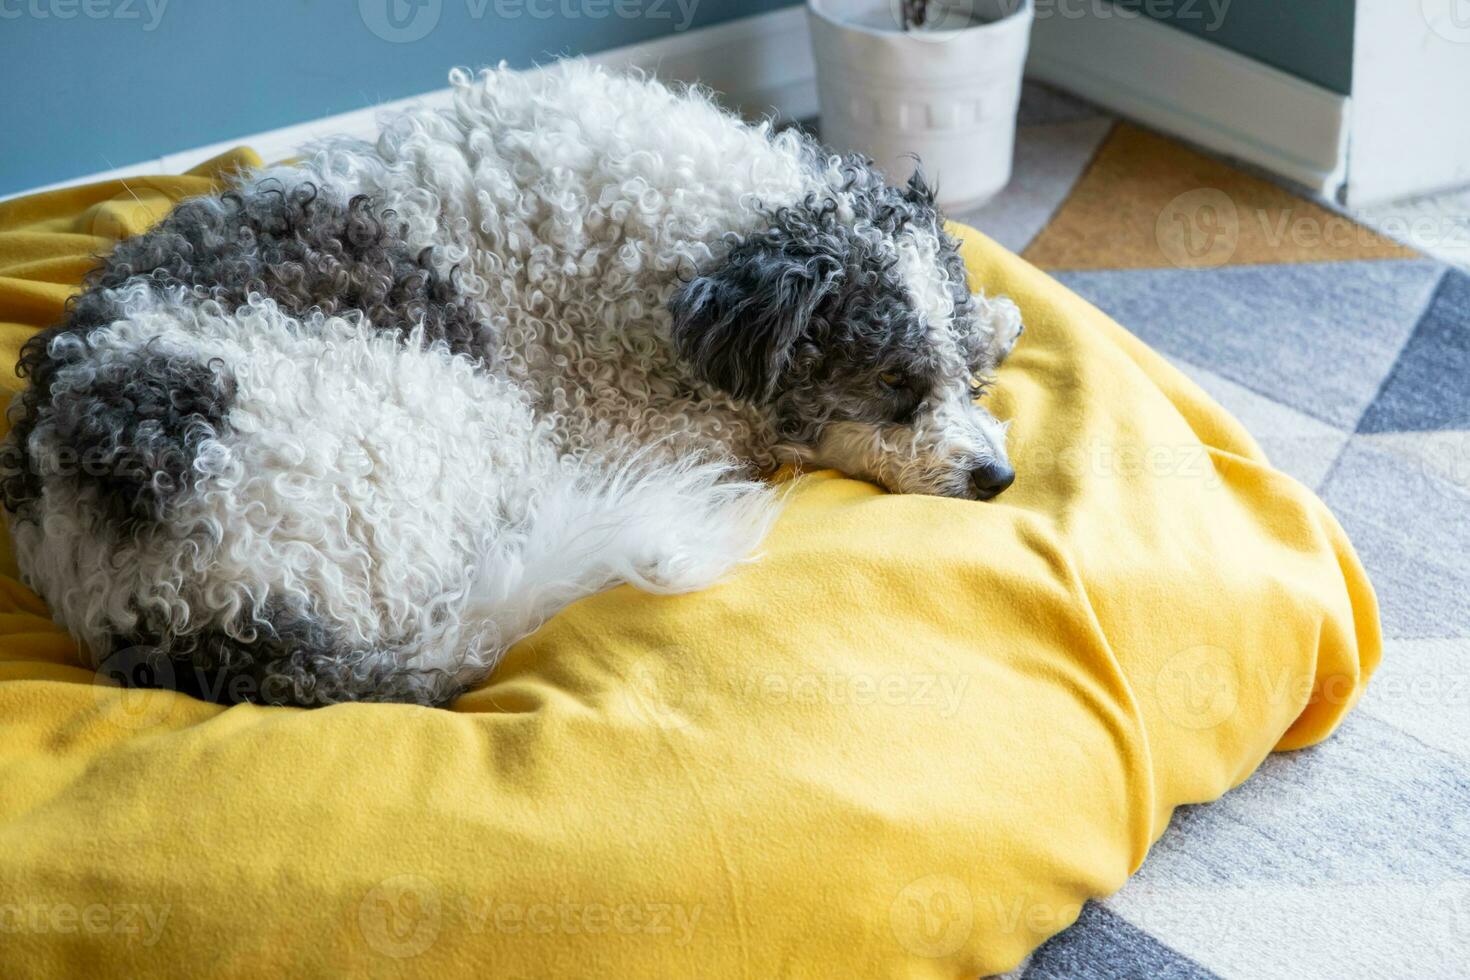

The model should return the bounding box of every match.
[1,62,1023,706]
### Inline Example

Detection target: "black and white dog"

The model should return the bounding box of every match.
[2,63,1022,707]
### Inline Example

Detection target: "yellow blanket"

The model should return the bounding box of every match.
[0,152,1379,978]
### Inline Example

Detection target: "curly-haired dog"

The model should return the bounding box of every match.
[2,62,1023,707]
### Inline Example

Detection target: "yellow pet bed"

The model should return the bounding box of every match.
[0,152,1379,978]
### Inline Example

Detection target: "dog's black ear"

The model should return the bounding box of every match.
[669,242,842,403]
[903,165,937,208]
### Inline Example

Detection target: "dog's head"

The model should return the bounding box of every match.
[670,162,1021,500]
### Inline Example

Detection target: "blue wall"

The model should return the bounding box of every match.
[0,0,799,196]
[1115,0,1355,94]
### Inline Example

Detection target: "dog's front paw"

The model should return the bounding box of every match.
[995,316,1024,362]
[977,293,1024,366]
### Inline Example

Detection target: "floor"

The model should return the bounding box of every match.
[926,83,1470,980]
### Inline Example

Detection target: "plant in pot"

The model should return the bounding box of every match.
[807,0,1034,210]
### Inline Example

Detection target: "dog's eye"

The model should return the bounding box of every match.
[884,381,923,424]
[879,371,905,389]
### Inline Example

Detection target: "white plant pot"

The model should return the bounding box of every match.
[807,0,1034,210]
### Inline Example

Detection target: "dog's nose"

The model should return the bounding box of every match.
[969,462,1015,501]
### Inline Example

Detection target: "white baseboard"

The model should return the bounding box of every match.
[4,6,820,202]
[1025,10,1350,196]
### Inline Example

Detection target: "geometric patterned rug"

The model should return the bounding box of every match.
[953,84,1470,980]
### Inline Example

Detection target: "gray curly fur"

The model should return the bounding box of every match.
[108,608,461,707]
[3,182,486,707]
[673,165,991,446]
[18,347,234,528]
[4,182,487,522]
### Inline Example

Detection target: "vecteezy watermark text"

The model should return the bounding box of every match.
[359,0,700,43]
[0,901,170,946]
[1032,0,1231,31]
[357,874,703,959]
[0,0,168,30]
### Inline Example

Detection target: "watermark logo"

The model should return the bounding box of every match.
[1157,188,1239,269]
[1155,644,1238,730]
[890,874,973,958]
[359,874,443,959]
[94,645,178,731]
[1419,435,1470,503]
[1423,880,1470,934]
[1160,188,1462,267]
[1423,0,1470,43]
[360,0,442,42]
[621,656,704,730]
